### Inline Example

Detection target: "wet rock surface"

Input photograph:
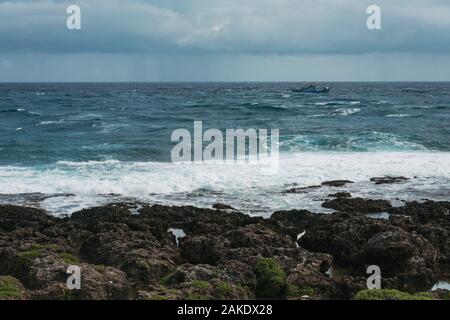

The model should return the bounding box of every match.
[322,197,392,213]
[212,203,237,211]
[0,198,449,300]
[328,192,352,198]
[321,180,354,187]
[370,176,409,185]
[282,185,321,194]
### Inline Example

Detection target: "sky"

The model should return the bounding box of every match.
[1,0,450,81]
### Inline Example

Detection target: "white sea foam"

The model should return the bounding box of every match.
[280,132,426,152]
[307,113,328,118]
[335,108,361,116]
[0,152,449,216]
[386,114,411,118]
[37,120,65,125]
[314,101,360,107]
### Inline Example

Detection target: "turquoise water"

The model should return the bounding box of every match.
[0,82,449,215]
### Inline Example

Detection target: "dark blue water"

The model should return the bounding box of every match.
[0,82,449,215]
[1,82,449,165]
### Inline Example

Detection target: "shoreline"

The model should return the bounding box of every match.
[1,162,450,217]
[0,191,449,300]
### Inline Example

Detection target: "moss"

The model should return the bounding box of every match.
[30,243,61,251]
[0,276,23,300]
[354,289,436,300]
[18,248,44,264]
[46,244,62,251]
[94,264,107,271]
[215,282,253,300]
[18,243,64,265]
[30,243,45,250]
[190,280,210,290]
[62,288,79,300]
[59,253,81,265]
[254,258,287,299]
[184,293,208,300]
[414,292,435,300]
[287,285,315,298]
[159,270,178,285]
[136,259,150,270]
[146,294,169,300]
[159,275,171,285]
[215,282,233,299]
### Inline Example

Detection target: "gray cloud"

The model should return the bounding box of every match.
[1,0,450,81]
[1,0,450,54]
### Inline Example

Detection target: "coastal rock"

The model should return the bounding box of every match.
[282,186,321,194]
[357,230,437,278]
[322,197,392,213]
[370,176,409,185]
[0,276,27,300]
[212,203,237,211]
[29,262,131,300]
[1,201,448,300]
[328,192,352,198]
[270,207,443,292]
[321,180,354,187]
[388,201,450,272]
[75,206,181,283]
[388,200,450,222]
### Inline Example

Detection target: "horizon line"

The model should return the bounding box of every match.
[2,80,450,84]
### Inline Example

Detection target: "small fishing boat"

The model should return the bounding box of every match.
[292,84,330,93]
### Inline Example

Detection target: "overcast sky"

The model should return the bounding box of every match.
[1,0,450,81]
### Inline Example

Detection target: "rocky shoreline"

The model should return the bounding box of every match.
[0,189,449,300]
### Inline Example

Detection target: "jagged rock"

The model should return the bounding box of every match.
[212,203,236,211]
[0,275,27,300]
[322,180,354,187]
[270,207,444,292]
[283,186,321,194]
[0,200,448,300]
[370,176,409,184]
[322,197,392,213]
[329,192,352,198]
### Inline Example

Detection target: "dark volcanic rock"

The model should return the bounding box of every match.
[270,205,445,293]
[388,201,450,270]
[1,199,448,300]
[0,204,336,300]
[212,203,236,211]
[321,180,354,187]
[322,197,392,213]
[328,192,352,198]
[370,176,409,185]
[0,205,133,299]
[282,185,321,194]
[388,200,450,222]
[357,229,437,281]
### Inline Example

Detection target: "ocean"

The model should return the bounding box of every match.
[0,82,449,216]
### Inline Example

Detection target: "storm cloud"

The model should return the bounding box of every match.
[1,0,450,81]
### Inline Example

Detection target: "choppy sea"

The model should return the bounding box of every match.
[0,82,449,216]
